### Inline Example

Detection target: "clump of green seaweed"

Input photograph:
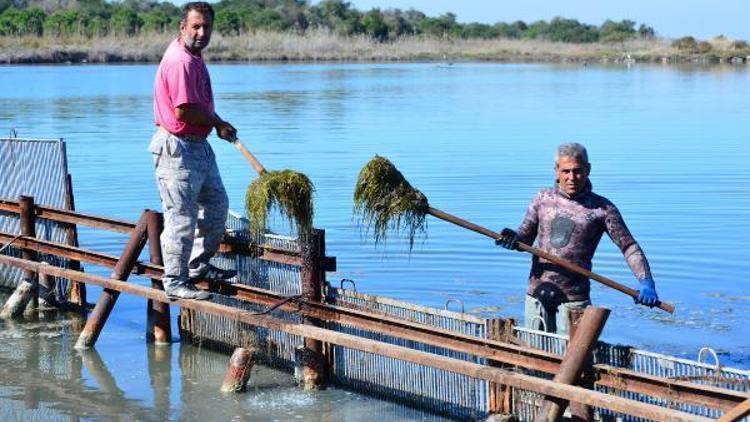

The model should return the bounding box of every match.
[353,155,429,250]
[246,169,314,235]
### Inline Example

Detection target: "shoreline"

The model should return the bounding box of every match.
[3,31,749,65]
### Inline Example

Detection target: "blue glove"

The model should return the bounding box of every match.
[495,228,519,250]
[636,277,659,307]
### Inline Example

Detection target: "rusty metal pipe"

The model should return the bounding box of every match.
[535,306,610,422]
[64,174,86,307]
[146,211,171,344]
[299,228,326,390]
[74,211,149,350]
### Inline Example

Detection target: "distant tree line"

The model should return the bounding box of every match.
[0,0,700,45]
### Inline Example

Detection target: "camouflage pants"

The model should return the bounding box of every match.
[149,129,228,289]
[524,294,590,336]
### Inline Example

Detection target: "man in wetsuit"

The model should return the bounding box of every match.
[149,2,237,300]
[497,143,659,334]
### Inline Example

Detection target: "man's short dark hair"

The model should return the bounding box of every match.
[181,2,215,23]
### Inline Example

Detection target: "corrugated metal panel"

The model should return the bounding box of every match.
[0,138,74,297]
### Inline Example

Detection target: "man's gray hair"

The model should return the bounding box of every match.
[555,142,589,165]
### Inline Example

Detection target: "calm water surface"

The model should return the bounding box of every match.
[0,62,748,419]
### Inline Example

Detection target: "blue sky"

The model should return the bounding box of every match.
[347,0,750,40]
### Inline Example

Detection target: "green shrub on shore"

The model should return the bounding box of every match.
[0,1,747,64]
[0,0,682,45]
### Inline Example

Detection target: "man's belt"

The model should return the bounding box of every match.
[158,126,207,142]
[531,282,568,311]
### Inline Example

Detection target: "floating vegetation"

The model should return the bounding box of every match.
[246,169,314,235]
[353,155,429,250]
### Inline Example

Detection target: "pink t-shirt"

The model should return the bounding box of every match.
[153,38,215,137]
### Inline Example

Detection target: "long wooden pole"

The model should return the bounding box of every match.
[232,140,266,174]
[427,206,675,314]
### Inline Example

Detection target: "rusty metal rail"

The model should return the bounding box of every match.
[0,198,335,269]
[1,231,745,412]
[0,252,713,422]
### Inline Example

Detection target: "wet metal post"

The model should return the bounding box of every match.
[1,195,38,318]
[146,211,171,344]
[64,174,86,307]
[74,211,149,349]
[299,228,326,390]
[220,347,257,393]
[567,308,595,421]
[534,306,610,422]
[486,317,515,415]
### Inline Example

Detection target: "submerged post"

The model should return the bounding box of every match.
[1,196,38,318]
[74,211,149,349]
[534,306,610,422]
[220,347,256,393]
[299,228,326,390]
[146,211,171,344]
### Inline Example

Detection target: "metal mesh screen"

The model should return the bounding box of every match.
[181,211,304,369]
[326,287,490,420]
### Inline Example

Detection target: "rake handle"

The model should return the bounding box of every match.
[233,139,267,175]
[426,206,675,314]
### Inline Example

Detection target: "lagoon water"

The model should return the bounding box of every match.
[0,62,749,419]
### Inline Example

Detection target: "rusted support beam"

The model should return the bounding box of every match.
[299,228,327,390]
[567,308,595,422]
[0,198,336,268]
[220,347,256,393]
[0,255,714,422]
[0,231,162,278]
[64,174,86,307]
[487,318,515,415]
[0,198,135,233]
[0,233,743,412]
[535,307,610,422]
[19,195,38,311]
[719,398,750,422]
[145,211,171,345]
[1,196,38,318]
[74,211,149,350]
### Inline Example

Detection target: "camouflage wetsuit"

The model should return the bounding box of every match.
[516,182,652,334]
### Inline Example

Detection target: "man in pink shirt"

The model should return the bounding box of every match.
[148,2,237,300]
